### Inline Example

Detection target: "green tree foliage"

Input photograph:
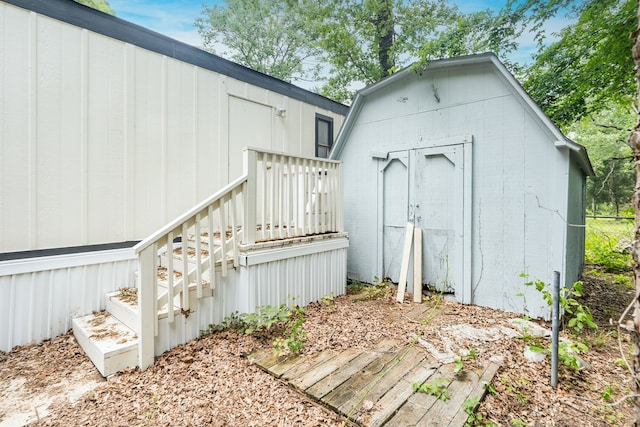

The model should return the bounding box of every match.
[520,0,637,215]
[566,104,634,215]
[522,0,636,127]
[197,0,526,102]
[74,0,115,15]
[195,0,321,82]
[302,0,526,102]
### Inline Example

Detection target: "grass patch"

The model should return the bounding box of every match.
[585,218,633,273]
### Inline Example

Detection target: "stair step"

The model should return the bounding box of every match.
[72,311,138,377]
[105,290,139,333]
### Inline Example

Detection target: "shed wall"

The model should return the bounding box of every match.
[565,157,587,288]
[0,2,344,253]
[339,63,572,317]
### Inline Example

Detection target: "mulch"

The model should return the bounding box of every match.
[0,272,635,426]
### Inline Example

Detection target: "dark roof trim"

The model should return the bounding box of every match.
[4,0,348,116]
[0,241,139,261]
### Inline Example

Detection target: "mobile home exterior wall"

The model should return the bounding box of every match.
[0,0,347,254]
[0,0,347,351]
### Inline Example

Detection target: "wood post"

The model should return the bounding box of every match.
[243,148,257,245]
[413,227,422,303]
[137,245,157,371]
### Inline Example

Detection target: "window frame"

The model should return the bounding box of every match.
[315,113,334,158]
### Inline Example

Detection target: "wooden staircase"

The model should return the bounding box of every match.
[72,239,223,377]
[72,148,347,377]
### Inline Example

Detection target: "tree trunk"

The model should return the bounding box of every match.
[374,0,394,77]
[629,2,640,423]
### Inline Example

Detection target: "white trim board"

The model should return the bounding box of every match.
[239,237,349,266]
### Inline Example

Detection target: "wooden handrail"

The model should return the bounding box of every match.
[243,146,342,165]
[134,174,248,254]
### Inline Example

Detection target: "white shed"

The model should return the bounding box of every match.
[331,53,593,318]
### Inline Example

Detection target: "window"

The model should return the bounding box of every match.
[315,114,334,158]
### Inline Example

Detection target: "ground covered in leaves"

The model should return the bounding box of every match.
[0,269,635,426]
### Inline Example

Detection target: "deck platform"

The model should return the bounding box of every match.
[249,340,500,426]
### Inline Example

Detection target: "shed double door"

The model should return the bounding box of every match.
[381,144,469,299]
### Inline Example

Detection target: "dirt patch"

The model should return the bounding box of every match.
[0,334,104,426]
[0,272,634,426]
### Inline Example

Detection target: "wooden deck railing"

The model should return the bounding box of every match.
[134,148,343,370]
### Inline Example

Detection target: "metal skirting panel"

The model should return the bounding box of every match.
[0,249,138,352]
[153,238,348,357]
[244,247,348,311]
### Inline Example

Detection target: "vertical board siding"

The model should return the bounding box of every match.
[338,61,573,319]
[1,5,31,250]
[0,251,137,351]
[0,3,345,253]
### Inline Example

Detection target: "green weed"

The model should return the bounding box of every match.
[463,397,482,426]
[453,357,465,374]
[273,305,306,356]
[202,297,307,356]
[484,382,497,394]
[413,378,450,401]
[598,405,625,425]
[346,279,367,294]
[601,383,617,402]
[523,279,597,335]
[510,418,527,427]
[321,292,335,307]
[350,277,391,301]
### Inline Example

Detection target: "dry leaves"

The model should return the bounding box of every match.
[0,272,634,426]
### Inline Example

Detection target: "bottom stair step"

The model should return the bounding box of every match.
[72,311,139,377]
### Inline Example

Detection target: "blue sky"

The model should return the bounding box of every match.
[109,0,214,46]
[109,0,573,64]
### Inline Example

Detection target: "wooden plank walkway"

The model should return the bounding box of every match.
[249,340,500,426]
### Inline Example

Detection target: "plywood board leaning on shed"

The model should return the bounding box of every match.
[396,222,414,303]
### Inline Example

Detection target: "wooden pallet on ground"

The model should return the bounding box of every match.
[249,339,500,426]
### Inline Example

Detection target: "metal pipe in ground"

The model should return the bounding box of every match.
[551,271,560,389]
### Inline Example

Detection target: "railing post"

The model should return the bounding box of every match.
[243,148,257,245]
[137,245,156,371]
[336,162,344,232]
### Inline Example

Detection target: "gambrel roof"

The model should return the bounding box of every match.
[331,52,593,176]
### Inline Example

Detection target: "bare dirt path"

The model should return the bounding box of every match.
[0,274,634,426]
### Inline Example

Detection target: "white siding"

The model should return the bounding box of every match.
[0,2,344,252]
[0,237,347,353]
